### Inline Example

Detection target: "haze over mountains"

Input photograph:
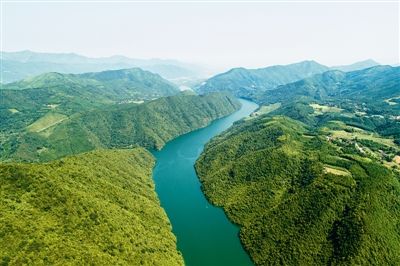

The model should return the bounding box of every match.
[1,50,383,87]
[1,50,208,83]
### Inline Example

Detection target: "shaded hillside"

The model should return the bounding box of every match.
[0,148,184,265]
[1,92,240,161]
[196,60,329,100]
[196,115,400,265]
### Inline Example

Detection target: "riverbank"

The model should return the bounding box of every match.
[151,99,258,266]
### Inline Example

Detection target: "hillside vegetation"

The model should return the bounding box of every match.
[196,115,400,265]
[265,66,400,144]
[1,92,240,161]
[0,148,184,265]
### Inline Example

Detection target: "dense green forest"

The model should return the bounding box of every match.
[196,65,400,265]
[0,66,243,265]
[1,92,240,162]
[0,148,184,265]
[196,115,400,265]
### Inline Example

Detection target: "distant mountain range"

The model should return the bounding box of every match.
[1,50,207,83]
[331,59,379,72]
[195,59,383,101]
[195,60,329,99]
[259,65,399,104]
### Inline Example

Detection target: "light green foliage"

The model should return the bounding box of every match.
[196,115,400,265]
[0,148,184,266]
[26,112,68,133]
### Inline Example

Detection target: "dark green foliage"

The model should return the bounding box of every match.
[196,115,400,265]
[0,148,184,265]
[2,92,240,161]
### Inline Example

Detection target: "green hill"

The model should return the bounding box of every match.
[196,115,400,265]
[0,68,179,137]
[0,148,184,265]
[196,60,329,100]
[2,92,240,162]
[2,68,178,102]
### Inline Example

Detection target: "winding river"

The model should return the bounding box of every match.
[152,99,258,266]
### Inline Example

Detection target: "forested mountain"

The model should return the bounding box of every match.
[259,65,399,104]
[0,68,179,139]
[196,115,400,265]
[1,50,206,83]
[195,60,329,99]
[196,62,400,265]
[0,148,184,265]
[1,92,240,161]
[2,68,178,100]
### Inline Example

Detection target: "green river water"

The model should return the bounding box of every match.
[152,99,258,266]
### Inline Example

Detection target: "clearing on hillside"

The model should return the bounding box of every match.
[27,112,68,133]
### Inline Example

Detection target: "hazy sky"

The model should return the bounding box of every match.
[2,1,399,69]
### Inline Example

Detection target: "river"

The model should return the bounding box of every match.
[152,99,258,266]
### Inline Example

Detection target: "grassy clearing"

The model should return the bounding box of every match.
[384,96,400,105]
[8,108,19,114]
[324,165,351,176]
[26,112,68,133]
[310,103,343,115]
[330,130,396,148]
[248,103,281,119]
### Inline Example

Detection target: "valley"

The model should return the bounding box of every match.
[1,56,399,266]
[2,3,398,265]
[152,99,258,266]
